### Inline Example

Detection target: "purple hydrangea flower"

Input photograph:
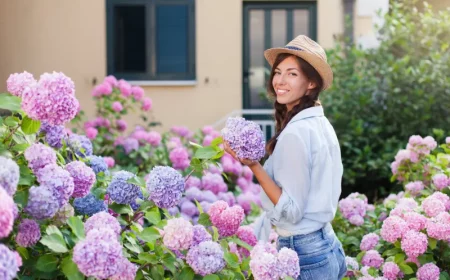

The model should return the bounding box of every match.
[67,134,93,158]
[110,258,138,280]
[73,229,123,279]
[0,244,20,280]
[221,117,266,161]
[15,219,41,247]
[147,166,185,208]
[249,252,279,280]
[169,147,190,170]
[192,225,212,246]
[122,138,139,154]
[0,188,15,238]
[24,143,57,173]
[66,161,96,198]
[0,156,20,196]
[84,212,121,237]
[88,155,109,175]
[36,164,74,207]
[25,186,59,220]
[39,121,65,149]
[74,194,107,216]
[277,248,300,279]
[6,71,37,97]
[201,173,228,194]
[181,200,199,217]
[107,171,141,204]
[186,241,226,276]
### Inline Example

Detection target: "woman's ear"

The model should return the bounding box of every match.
[307,81,317,90]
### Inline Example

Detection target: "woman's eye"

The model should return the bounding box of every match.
[274,72,281,75]
[289,73,297,76]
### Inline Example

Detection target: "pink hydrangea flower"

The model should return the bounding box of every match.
[426,212,450,241]
[0,188,15,238]
[145,131,161,147]
[112,101,123,112]
[201,173,227,194]
[401,230,428,258]
[422,197,445,217]
[92,82,112,96]
[84,212,121,237]
[169,147,190,170]
[403,212,428,231]
[208,200,245,237]
[131,86,144,100]
[236,226,258,257]
[163,218,193,251]
[142,97,152,111]
[405,181,425,196]
[416,263,440,280]
[382,261,401,280]
[360,233,379,251]
[432,174,449,191]
[118,80,132,97]
[103,157,115,168]
[7,71,37,97]
[361,250,384,268]
[85,127,98,140]
[110,258,138,280]
[381,216,408,243]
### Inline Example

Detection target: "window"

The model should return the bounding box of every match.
[107,0,196,81]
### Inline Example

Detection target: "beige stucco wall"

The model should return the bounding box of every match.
[0,0,346,133]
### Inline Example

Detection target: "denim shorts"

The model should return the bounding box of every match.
[276,225,347,280]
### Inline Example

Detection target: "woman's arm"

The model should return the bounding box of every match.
[223,142,282,205]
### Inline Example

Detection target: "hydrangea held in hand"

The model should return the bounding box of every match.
[84,212,121,237]
[0,244,20,280]
[36,164,74,208]
[73,193,107,216]
[0,188,15,238]
[24,143,57,174]
[147,166,185,208]
[163,218,193,250]
[25,186,59,220]
[0,156,20,196]
[186,241,226,276]
[208,200,245,237]
[107,171,141,204]
[221,117,266,161]
[15,219,41,247]
[6,71,37,97]
[66,161,96,198]
[73,229,123,279]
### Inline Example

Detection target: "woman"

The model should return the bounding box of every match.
[224,35,347,279]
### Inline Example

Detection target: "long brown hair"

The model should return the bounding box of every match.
[266,53,324,154]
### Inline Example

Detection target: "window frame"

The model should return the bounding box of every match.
[106,0,196,82]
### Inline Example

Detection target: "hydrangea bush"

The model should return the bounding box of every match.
[0,72,296,280]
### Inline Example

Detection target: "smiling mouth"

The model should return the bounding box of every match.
[276,89,289,95]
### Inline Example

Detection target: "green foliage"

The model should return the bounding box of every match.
[323,1,450,200]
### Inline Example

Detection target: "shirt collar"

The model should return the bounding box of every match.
[288,106,324,125]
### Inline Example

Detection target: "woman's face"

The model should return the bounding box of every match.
[271,56,315,111]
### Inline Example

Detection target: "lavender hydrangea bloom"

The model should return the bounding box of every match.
[277,248,300,279]
[221,117,266,161]
[181,200,199,217]
[122,138,139,154]
[88,155,109,175]
[147,166,185,208]
[192,225,212,246]
[74,194,107,216]
[107,171,141,204]
[67,134,93,158]
[73,229,123,279]
[15,219,41,247]
[0,156,20,196]
[39,121,65,149]
[84,212,121,237]
[0,244,20,280]
[24,143,57,173]
[66,161,96,198]
[25,186,59,220]
[36,164,74,207]
[186,241,226,276]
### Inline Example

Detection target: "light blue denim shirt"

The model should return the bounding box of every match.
[253,106,343,241]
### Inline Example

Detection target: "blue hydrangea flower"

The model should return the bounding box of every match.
[146,166,185,208]
[66,134,93,158]
[130,190,144,211]
[25,186,59,220]
[106,171,141,205]
[40,121,65,149]
[74,194,107,216]
[221,117,266,161]
[0,156,20,196]
[88,155,109,175]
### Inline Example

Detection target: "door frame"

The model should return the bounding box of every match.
[242,1,317,109]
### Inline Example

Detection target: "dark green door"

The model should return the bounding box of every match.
[243,2,317,110]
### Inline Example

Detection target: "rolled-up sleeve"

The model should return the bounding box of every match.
[269,132,311,224]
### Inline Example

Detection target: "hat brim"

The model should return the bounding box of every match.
[264,48,333,90]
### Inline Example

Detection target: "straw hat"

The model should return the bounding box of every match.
[264,35,333,90]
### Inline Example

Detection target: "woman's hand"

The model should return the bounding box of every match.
[223,141,258,167]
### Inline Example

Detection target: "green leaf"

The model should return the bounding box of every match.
[162,254,177,274]
[16,247,29,260]
[4,116,19,127]
[109,203,133,215]
[224,252,240,268]
[356,251,366,262]
[124,242,143,254]
[127,176,146,188]
[198,212,212,227]
[0,93,21,112]
[440,272,450,280]
[68,216,85,239]
[212,226,219,241]
[194,199,204,214]
[429,238,437,250]
[203,275,220,280]
[145,207,161,224]
[194,146,218,159]
[189,141,203,149]
[137,227,160,243]
[231,238,253,252]
[394,253,405,264]
[40,233,68,253]
[399,263,414,275]
[36,255,58,272]
[150,264,164,280]
[46,225,63,238]
[21,116,40,135]
[138,252,159,264]
[210,136,223,147]
[178,267,195,280]
[12,143,30,152]
[61,256,84,280]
